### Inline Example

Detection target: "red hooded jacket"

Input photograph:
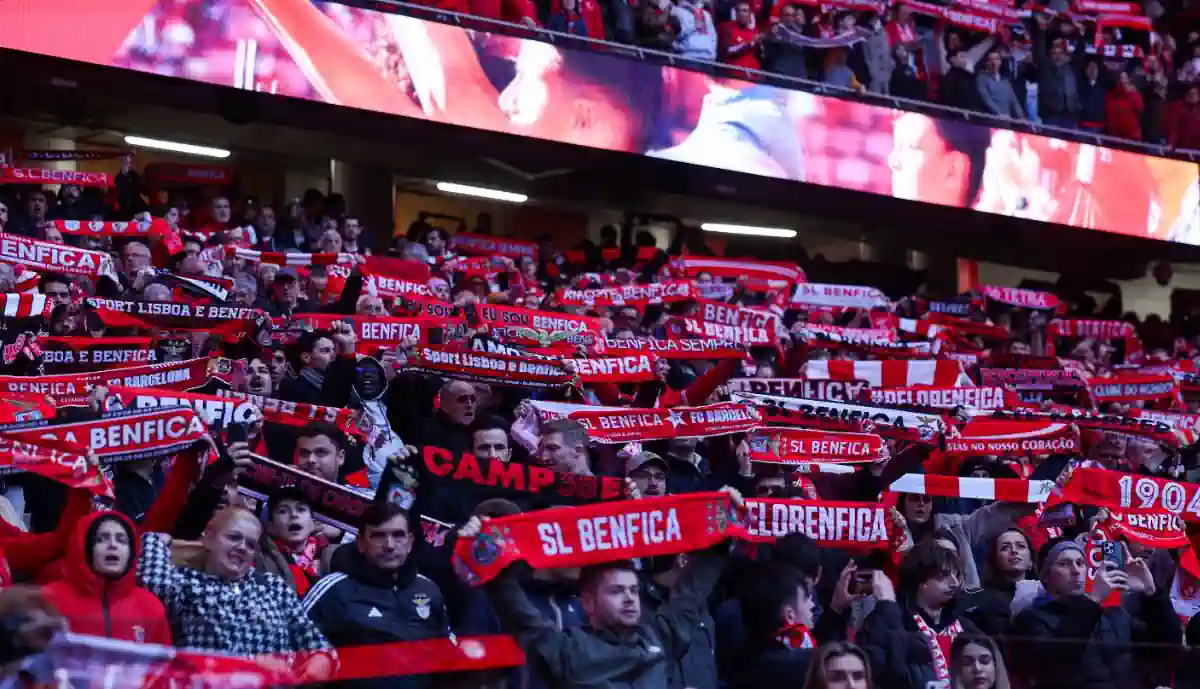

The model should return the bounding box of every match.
[41,511,172,644]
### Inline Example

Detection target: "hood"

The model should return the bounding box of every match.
[65,510,139,600]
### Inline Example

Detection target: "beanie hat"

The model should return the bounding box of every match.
[1038,539,1085,583]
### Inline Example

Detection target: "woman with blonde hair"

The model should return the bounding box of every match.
[951,635,1011,689]
[803,641,872,689]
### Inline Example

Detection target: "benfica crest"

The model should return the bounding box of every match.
[513,327,572,348]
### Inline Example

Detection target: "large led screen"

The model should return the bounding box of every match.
[2,0,1197,242]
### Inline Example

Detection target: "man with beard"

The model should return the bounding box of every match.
[628,451,669,498]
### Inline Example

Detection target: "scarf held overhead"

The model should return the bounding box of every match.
[0,406,209,464]
[0,357,213,405]
[748,428,883,464]
[0,232,117,281]
[453,491,758,585]
[566,402,762,443]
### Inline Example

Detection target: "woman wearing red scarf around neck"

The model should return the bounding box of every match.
[41,511,172,643]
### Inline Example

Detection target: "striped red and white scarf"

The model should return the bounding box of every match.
[801,359,972,388]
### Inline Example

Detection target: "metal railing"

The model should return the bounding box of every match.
[337,0,1200,164]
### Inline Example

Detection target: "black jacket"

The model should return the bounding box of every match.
[486,550,727,689]
[1010,590,1181,689]
[941,67,983,111]
[277,355,357,408]
[857,598,983,689]
[302,546,450,689]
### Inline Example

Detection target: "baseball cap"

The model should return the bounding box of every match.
[628,451,668,475]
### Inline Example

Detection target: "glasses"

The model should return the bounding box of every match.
[456,394,478,404]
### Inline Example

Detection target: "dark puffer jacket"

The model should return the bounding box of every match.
[857,597,983,689]
[1010,590,1181,689]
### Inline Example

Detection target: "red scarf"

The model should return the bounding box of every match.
[0,406,208,464]
[0,232,116,281]
[0,357,213,405]
[571,355,657,383]
[399,345,572,388]
[0,167,112,187]
[423,446,625,504]
[912,613,963,682]
[981,285,1061,311]
[472,303,604,348]
[85,297,264,337]
[1061,468,1200,523]
[275,535,324,596]
[590,337,744,360]
[1088,373,1178,404]
[51,219,168,238]
[224,245,357,267]
[451,233,538,261]
[453,492,762,585]
[0,436,112,497]
[565,402,761,443]
[944,418,1080,457]
[555,280,695,307]
[39,336,157,373]
[743,498,890,547]
[748,428,883,464]
[213,389,368,441]
[865,385,1012,412]
[776,623,815,649]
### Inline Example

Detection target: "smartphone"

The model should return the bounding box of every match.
[851,569,875,596]
[1101,541,1124,571]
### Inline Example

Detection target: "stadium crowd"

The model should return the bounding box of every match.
[1,171,1200,689]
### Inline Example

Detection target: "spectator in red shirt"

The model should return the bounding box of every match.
[1166,84,1200,150]
[720,1,762,69]
[1105,71,1144,140]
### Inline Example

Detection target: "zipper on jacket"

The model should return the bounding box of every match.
[102,587,113,638]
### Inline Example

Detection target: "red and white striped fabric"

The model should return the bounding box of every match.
[889,473,1055,502]
[801,360,972,388]
[0,293,48,318]
[674,256,805,288]
[895,318,947,339]
[14,269,40,294]
[224,246,357,266]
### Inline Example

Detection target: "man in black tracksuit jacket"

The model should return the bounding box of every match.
[302,504,450,689]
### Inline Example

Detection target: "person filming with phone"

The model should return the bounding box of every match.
[1010,536,1180,689]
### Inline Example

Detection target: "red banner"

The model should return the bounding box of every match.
[866,385,1012,411]
[475,303,604,347]
[0,437,111,497]
[52,219,168,238]
[451,233,538,260]
[556,280,695,307]
[565,402,761,443]
[1061,468,1200,522]
[0,167,112,187]
[944,418,1081,456]
[0,232,116,281]
[981,285,1061,310]
[748,428,883,463]
[743,498,889,547]
[0,357,213,405]
[399,345,571,388]
[571,355,657,383]
[590,337,744,360]
[453,492,758,585]
[0,406,208,463]
[39,336,159,373]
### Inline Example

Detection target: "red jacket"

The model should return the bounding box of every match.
[1105,87,1143,141]
[0,488,92,581]
[719,22,761,69]
[42,511,172,644]
[1166,100,1200,150]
